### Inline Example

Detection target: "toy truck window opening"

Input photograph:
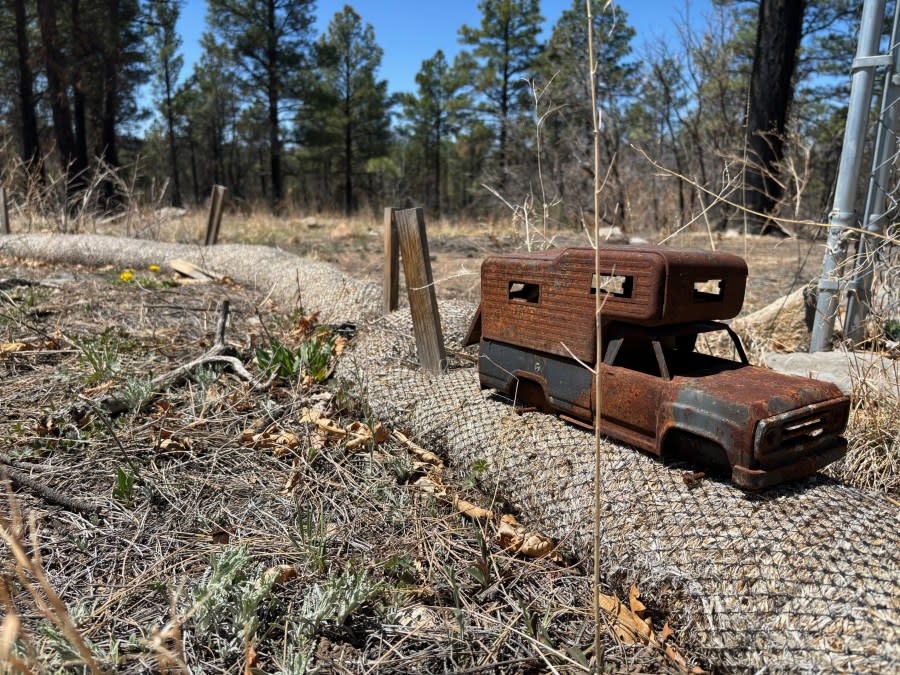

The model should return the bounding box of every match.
[693,278,724,303]
[592,273,633,298]
[604,336,663,378]
[508,281,540,303]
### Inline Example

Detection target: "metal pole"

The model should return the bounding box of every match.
[810,0,887,352]
[845,5,900,343]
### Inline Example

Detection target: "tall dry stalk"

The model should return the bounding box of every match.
[0,486,102,673]
[587,0,605,671]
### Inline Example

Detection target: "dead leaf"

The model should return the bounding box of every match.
[281,458,302,494]
[392,430,443,466]
[660,622,674,642]
[597,592,656,645]
[682,471,705,489]
[0,342,29,353]
[159,437,193,454]
[453,496,494,522]
[211,529,230,545]
[261,563,298,586]
[496,515,561,560]
[413,476,440,495]
[629,584,648,617]
[373,424,389,444]
[665,645,687,670]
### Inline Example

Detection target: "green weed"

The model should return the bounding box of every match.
[112,467,137,506]
[72,331,122,383]
[463,458,489,490]
[291,502,328,574]
[255,332,335,383]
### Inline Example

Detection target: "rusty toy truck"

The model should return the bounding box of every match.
[465,246,849,490]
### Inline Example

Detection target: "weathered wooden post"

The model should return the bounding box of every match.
[0,187,9,235]
[394,207,446,372]
[383,207,399,314]
[204,185,227,246]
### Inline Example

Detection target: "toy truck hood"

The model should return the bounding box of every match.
[672,364,847,420]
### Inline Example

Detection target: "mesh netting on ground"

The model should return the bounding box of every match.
[3,233,899,673]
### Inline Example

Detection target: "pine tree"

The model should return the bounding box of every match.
[36,0,84,192]
[178,34,242,198]
[399,50,471,216]
[147,0,184,207]
[458,0,543,188]
[303,6,390,215]
[743,0,806,231]
[12,0,42,176]
[540,0,637,226]
[207,0,315,211]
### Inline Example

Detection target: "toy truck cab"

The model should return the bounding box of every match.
[471,246,850,490]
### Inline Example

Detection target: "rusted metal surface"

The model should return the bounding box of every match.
[480,246,747,363]
[475,246,850,490]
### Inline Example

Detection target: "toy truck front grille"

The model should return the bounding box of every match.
[752,400,851,469]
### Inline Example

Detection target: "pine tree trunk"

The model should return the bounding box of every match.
[36,0,83,194]
[743,0,806,233]
[164,62,182,207]
[188,121,200,204]
[266,0,282,212]
[70,0,89,178]
[14,0,41,177]
[344,98,353,216]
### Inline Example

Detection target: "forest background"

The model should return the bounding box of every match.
[0,0,867,235]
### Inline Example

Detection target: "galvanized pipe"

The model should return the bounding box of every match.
[844,6,900,343]
[810,0,887,352]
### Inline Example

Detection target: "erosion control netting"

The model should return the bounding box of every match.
[4,234,899,672]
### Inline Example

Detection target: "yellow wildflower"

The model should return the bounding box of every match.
[148,264,161,273]
[119,270,134,282]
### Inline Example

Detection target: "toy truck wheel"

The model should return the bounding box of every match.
[511,378,549,412]
[663,430,731,475]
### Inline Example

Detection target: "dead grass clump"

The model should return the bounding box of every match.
[827,372,900,497]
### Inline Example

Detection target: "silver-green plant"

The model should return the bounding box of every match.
[72,332,121,383]
[294,564,379,639]
[189,545,278,666]
[117,375,154,411]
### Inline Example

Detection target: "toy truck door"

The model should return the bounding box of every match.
[598,335,664,454]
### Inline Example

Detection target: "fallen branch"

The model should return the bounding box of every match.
[97,300,269,415]
[0,462,100,516]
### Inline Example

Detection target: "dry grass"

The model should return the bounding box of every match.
[0,258,683,673]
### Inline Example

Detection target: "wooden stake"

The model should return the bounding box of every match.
[383,207,399,313]
[0,187,9,235]
[395,207,446,372]
[204,185,227,246]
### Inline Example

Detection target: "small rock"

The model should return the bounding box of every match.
[597,226,628,244]
[762,350,899,402]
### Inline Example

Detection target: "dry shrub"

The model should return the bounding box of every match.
[826,355,900,496]
[831,398,900,496]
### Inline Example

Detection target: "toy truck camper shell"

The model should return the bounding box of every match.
[470,245,849,490]
[478,246,748,363]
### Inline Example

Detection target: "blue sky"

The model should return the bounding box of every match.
[175,1,714,96]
